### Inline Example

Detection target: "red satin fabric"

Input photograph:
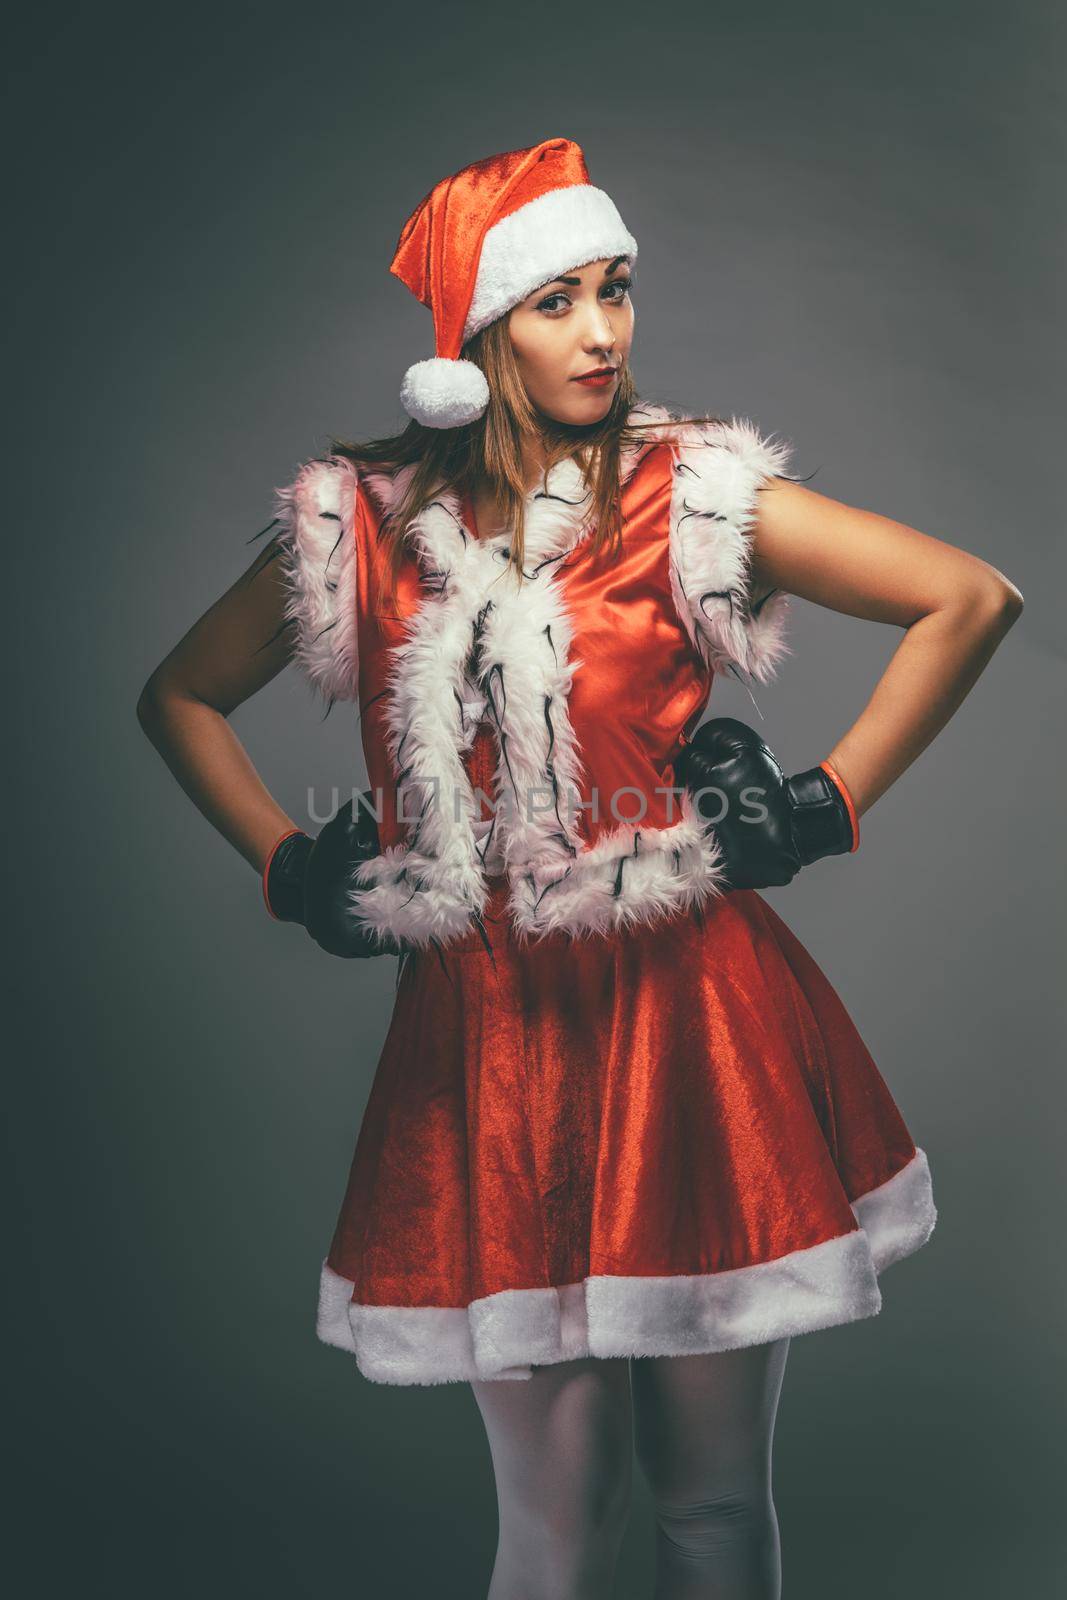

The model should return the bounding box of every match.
[551,446,711,839]
[325,726,918,1307]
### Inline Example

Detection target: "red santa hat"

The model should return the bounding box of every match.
[389,137,638,429]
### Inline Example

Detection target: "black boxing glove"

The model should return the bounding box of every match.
[674,716,859,890]
[262,793,404,958]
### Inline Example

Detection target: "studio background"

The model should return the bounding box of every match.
[8,2,1064,1595]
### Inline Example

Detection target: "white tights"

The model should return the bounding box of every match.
[470,1339,790,1600]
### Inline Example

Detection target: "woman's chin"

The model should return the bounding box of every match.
[538,387,618,427]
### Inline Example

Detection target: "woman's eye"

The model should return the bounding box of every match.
[535,279,633,315]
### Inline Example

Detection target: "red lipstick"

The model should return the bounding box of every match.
[572,368,618,388]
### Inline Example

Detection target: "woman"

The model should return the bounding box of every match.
[137,138,1023,1599]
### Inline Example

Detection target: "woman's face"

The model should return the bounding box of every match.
[507,255,635,425]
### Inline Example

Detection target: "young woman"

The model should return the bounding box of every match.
[137,138,1023,1599]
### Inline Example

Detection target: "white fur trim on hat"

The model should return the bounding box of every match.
[400,357,491,429]
[463,183,638,341]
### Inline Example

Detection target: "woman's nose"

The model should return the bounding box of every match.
[582,302,616,350]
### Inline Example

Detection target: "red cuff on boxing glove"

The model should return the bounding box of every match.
[818,759,860,853]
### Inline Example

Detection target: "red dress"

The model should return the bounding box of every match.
[315,719,936,1386]
[273,412,938,1385]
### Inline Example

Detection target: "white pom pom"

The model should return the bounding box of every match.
[399,358,490,429]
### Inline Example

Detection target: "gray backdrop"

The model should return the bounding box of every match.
[9,1,1064,1594]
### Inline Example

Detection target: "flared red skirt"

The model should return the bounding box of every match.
[316,876,936,1385]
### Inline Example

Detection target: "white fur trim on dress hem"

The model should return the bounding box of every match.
[315,1147,937,1386]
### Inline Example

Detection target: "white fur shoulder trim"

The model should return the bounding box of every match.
[273,456,360,704]
[668,415,795,685]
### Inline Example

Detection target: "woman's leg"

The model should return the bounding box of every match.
[631,1339,791,1600]
[470,1355,634,1600]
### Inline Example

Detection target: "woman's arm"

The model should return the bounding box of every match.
[749,482,1024,817]
[135,540,301,876]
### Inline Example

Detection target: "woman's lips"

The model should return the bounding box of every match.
[573,371,617,388]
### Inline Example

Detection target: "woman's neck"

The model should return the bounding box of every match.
[466,435,550,539]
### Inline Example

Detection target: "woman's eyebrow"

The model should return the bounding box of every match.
[541,256,631,290]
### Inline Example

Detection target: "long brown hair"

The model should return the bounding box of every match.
[328,313,724,608]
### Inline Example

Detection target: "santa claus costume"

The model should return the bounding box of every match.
[262,138,937,1387]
